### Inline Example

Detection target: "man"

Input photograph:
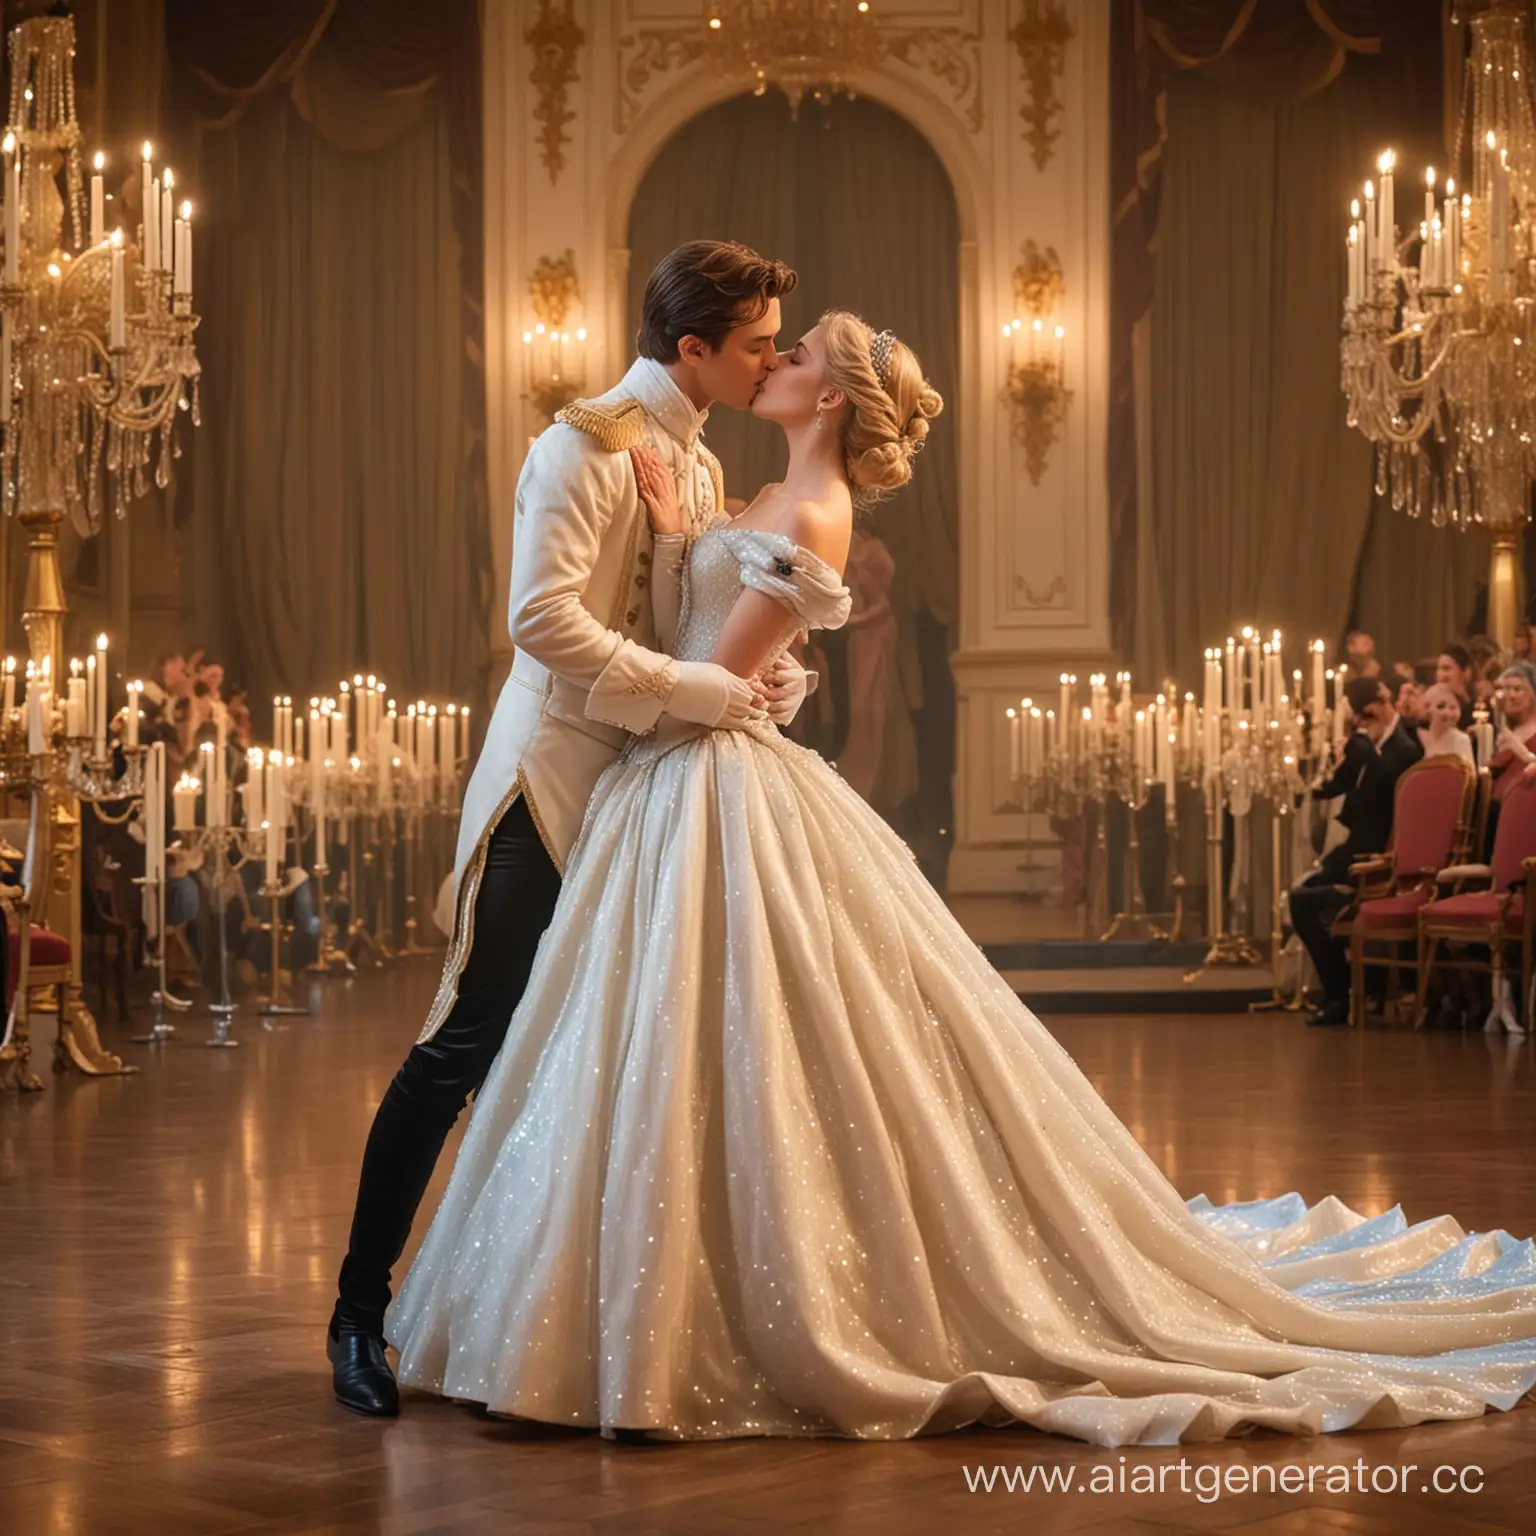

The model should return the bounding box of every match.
[328,241,809,1415]
[1435,643,1477,730]
[1290,676,1423,1029]
[1344,630,1381,679]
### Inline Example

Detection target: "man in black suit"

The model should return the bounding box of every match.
[1290,676,1424,1028]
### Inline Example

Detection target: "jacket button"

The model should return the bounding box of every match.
[635,574,648,588]
[626,607,640,624]
[638,550,652,566]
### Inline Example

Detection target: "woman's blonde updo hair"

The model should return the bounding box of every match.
[819,309,943,503]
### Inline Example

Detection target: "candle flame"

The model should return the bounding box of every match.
[142,140,153,161]
[180,199,191,221]
[94,151,105,171]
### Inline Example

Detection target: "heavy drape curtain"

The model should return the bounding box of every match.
[1119,0,1451,679]
[164,0,489,707]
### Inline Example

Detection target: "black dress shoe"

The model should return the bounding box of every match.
[1306,1002,1350,1028]
[328,1324,400,1417]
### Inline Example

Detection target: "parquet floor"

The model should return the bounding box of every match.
[4,962,1536,1534]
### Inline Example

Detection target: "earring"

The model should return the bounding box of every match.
[815,409,824,432]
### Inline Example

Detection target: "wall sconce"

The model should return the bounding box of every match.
[1001,239,1072,485]
[523,249,589,421]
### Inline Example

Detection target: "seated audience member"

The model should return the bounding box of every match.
[1515,626,1533,661]
[1344,629,1381,678]
[1290,677,1423,1030]
[1435,643,1477,729]
[1394,673,1424,728]
[1488,661,1536,803]
[1418,683,1474,762]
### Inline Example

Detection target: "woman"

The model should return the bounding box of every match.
[1418,682,1474,762]
[1490,662,1536,801]
[388,313,1536,1446]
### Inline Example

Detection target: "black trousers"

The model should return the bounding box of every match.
[333,796,562,1336]
[1290,872,1353,1007]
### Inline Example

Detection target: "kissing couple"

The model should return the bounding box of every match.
[328,240,1536,1445]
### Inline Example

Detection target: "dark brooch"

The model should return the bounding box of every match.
[774,557,794,577]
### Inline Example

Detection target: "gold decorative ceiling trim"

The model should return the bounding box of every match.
[527,0,585,185]
[1009,0,1073,171]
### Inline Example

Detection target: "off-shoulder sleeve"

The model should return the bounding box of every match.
[717,527,852,633]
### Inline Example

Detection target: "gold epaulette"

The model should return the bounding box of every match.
[555,396,646,451]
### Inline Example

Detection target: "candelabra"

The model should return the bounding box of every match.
[1001,240,1070,485]
[0,12,197,1075]
[171,822,270,1046]
[522,251,587,423]
[1006,634,1341,976]
[0,709,145,1085]
[1339,1,1536,648]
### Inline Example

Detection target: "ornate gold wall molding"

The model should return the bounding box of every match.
[616,13,983,135]
[1013,239,1064,318]
[527,0,585,185]
[1013,572,1068,608]
[529,251,582,330]
[1009,0,1073,171]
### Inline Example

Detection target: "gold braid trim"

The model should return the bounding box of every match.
[555,396,646,451]
[697,441,725,525]
[415,770,563,1045]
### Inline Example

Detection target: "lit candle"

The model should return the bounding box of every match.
[459,704,470,762]
[144,743,166,920]
[310,707,327,870]
[1007,706,1021,780]
[173,771,200,833]
[159,167,174,276]
[140,141,156,269]
[145,174,160,271]
[90,151,105,246]
[125,679,141,749]
[1424,165,1436,230]
[3,134,19,285]
[108,229,125,351]
[94,634,108,759]
[175,199,192,302]
[67,668,87,739]
[1,655,14,721]
[245,748,265,827]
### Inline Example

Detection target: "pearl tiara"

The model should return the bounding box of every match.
[869,329,897,385]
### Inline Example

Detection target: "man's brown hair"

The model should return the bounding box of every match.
[636,240,798,362]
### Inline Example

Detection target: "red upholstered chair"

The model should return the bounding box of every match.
[1415,775,1536,1030]
[1343,756,1480,1028]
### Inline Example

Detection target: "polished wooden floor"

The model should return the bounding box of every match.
[4,959,1536,1534]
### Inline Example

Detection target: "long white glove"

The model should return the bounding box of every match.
[667,660,764,729]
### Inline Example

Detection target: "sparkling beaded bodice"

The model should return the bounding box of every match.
[674,523,851,669]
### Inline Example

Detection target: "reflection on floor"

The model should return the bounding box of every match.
[2,961,1534,1533]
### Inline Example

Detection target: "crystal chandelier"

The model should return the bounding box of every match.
[1339,1,1536,646]
[0,11,199,676]
[706,1,881,115]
